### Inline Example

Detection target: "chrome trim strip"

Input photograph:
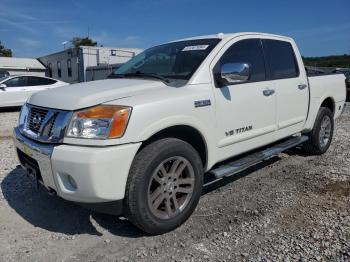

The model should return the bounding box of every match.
[211,135,309,178]
[14,127,54,156]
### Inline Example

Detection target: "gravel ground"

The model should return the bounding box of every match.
[0,108,19,138]
[0,105,349,262]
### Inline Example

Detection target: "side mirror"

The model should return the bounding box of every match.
[0,83,6,91]
[217,63,250,86]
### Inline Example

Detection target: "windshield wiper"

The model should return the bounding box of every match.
[109,72,170,83]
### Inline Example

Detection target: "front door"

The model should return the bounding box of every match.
[0,76,28,107]
[213,38,277,161]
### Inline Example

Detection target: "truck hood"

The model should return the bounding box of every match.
[28,79,166,110]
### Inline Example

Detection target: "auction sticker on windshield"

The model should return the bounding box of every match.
[182,45,209,51]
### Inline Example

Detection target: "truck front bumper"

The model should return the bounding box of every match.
[13,127,141,211]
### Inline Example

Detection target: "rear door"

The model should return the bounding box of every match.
[262,39,309,139]
[0,76,28,106]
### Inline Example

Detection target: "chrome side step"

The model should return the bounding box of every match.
[210,135,309,179]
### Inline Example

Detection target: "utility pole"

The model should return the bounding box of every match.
[62,41,68,50]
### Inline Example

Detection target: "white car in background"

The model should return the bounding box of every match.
[0,75,68,107]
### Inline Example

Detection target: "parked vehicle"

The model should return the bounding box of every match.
[333,69,350,101]
[0,70,10,78]
[13,33,346,234]
[0,75,68,107]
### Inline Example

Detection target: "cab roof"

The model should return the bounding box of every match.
[172,32,293,42]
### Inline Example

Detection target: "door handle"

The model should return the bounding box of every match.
[263,88,275,96]
[298,84,307,90]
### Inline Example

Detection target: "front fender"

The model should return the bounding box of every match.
[133,115,217,170]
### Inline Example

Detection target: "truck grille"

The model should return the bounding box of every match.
[28,107,49,134]
[19,104,72,143]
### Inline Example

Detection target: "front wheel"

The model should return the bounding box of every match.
[303,107,334,155]
[125,138,203,235]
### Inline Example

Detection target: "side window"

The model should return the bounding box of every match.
[67,59,72,77]
[57,61,61,78]
[28,76,57,86]
[263,39,299,79]
[4,77,26,87]
[45,78,57,85]
[217,39,266,82]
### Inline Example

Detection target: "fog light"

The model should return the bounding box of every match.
[67,175,77,190]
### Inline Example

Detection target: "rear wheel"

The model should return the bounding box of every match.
[303,107,334,155]
[125,138,203,235]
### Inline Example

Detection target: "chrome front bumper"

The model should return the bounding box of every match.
[13,126,142,203]
[13,127,57,191]
[12,127,128,215]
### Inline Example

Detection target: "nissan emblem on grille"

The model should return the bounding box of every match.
[32,113,42,130]
[20,105,72,143]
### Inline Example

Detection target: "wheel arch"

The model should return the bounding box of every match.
[320,97,335,114]
[138,125,208,170]
[303,96,336,132]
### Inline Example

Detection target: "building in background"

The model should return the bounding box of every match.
[38,46,142,84]
[86,63,123,82]
[0,57,46,77]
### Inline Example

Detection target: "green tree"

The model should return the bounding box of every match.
[71,37,97,48]
[0,41,12,57]
[303,55,350,68]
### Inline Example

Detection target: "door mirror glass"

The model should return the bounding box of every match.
[0,83,6,90]
[218,63,250,86]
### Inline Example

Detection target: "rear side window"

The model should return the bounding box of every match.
[263,39,299,79]
[45,78,56,85]
[217,39,266,82]
[28,76,56,86]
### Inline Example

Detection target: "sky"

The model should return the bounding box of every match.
[0,0,349,58]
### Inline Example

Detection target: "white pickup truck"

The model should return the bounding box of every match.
[13,33,346,234]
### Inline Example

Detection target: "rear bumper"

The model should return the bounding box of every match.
[13,127,141,205]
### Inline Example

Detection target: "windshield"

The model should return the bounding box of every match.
[112,38,221,83]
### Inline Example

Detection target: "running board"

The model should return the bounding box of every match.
[210,136,309,179]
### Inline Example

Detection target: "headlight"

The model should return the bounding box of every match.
[18,103,29,131]
[66,105,131,139]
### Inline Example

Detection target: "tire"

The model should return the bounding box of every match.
[303,107,334,155]
[125,138,204,235]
